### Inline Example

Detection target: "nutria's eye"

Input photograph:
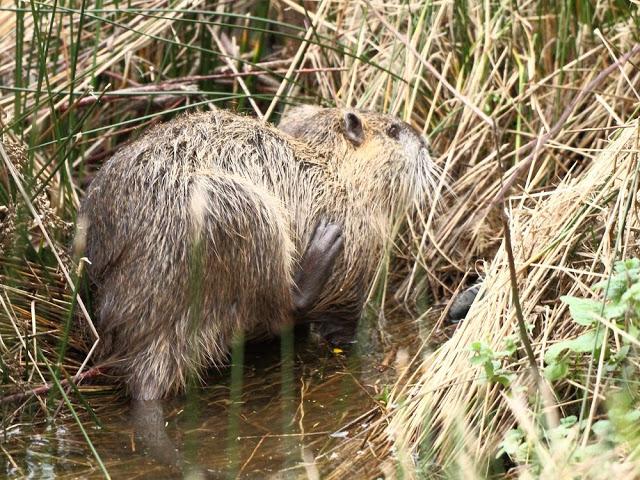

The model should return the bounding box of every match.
[387,124,400,140]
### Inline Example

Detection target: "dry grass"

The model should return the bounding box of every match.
[361,123,640,478]
[2,0,640,477]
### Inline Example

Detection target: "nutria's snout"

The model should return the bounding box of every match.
[390,121,438,205]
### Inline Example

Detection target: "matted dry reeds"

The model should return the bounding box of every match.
[3,0,640,477]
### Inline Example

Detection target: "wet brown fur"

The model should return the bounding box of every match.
[77,106,436,400]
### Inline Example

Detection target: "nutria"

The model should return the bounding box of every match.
[76,106,437,400]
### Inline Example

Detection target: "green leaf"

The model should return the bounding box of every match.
[592,420,612,439]
[560,296,602,326]
[470,355,487,366]
[574,441,611,461]
[593,263,640,301]
[612,344,630,362]
[504,336,518,356]
[621,282,640,305]
[603,301,626,319]
[615,258,640,273]
[497,429,524,458]
[612,408,640,424]
[544,360,569,381]
[547,423,574,442]
[593,277,627,301]
[544,329,605,363]
[483,360,496,379]
[495,373,515,387]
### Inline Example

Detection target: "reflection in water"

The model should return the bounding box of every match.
[3,312,432,478]
[25,434,55,479]
[130,400,180,470]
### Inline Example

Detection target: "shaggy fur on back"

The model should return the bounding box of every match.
[77,107,435,400]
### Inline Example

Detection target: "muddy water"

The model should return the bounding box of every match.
[3,312,435,479]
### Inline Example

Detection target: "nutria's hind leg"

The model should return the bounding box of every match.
[293,220,344,317]
[194,172,297,335]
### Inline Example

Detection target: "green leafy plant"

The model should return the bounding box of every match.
[497,414,623,471]
[498,259,640,473]
[470,339,517,387]
[544,259,640,381]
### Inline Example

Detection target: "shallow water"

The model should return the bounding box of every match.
[2,313,432,479]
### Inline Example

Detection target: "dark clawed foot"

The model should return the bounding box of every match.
[448,282,482,322]
[293,220,344,316]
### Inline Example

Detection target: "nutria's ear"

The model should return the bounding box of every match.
[343,112,364,147]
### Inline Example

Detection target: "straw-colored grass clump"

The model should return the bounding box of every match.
[2,0,640,477]
[325,125,640,478]
[384,123,640,478]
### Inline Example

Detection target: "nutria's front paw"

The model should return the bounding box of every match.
[293,219,344,316]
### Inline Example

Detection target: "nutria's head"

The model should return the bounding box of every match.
[279,106,439,213]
